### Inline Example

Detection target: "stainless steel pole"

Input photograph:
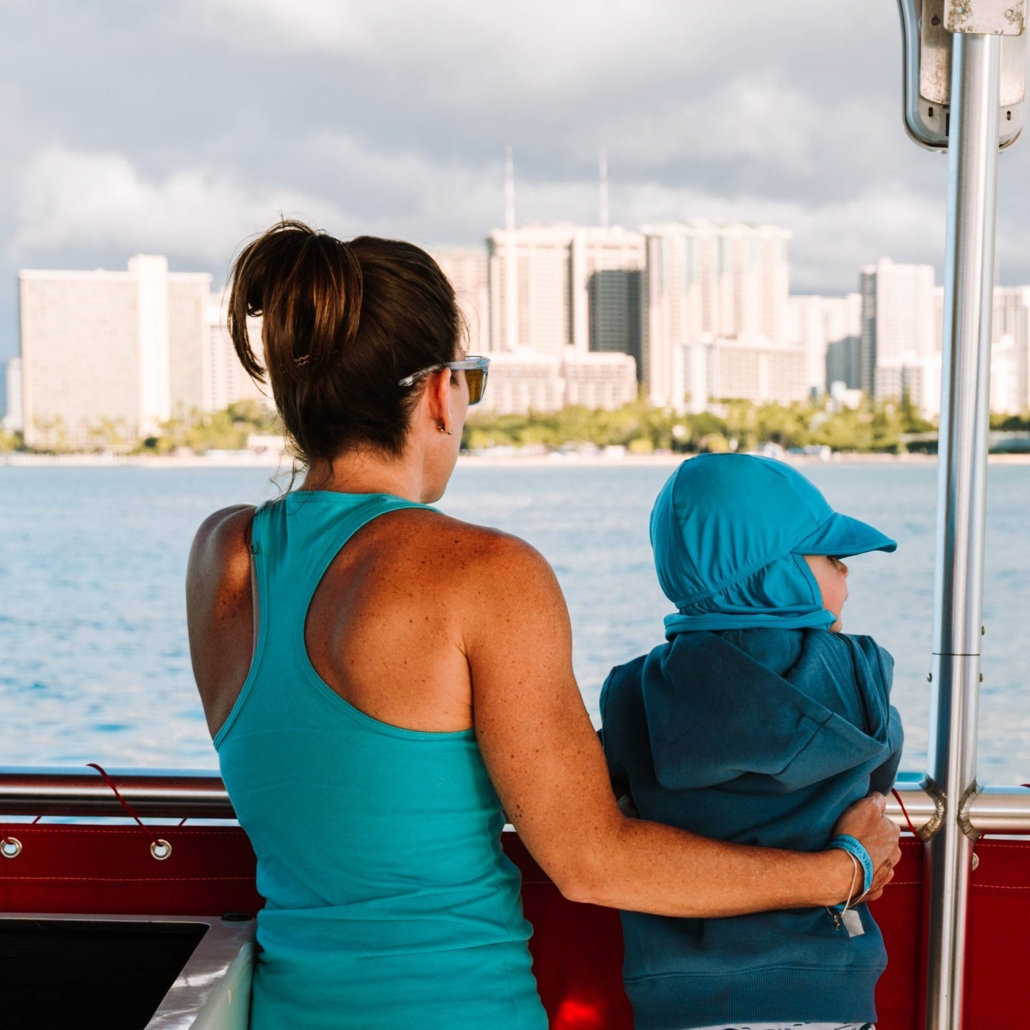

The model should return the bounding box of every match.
[925,30,1001,1030]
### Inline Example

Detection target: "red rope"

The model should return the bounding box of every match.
[86,763,162,848]
[891,787,920,838]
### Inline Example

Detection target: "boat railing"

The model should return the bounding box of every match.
[0,767,235,819]
[2,766,1029,832]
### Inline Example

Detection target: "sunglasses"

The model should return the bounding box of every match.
[397,355,490,405]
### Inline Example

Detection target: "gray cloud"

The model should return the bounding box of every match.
[0,0,1027,360]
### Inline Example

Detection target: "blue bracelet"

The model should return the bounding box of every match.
[827,834,874,896]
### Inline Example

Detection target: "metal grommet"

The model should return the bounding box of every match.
[1,837,23,859]
[971,852,980,872]
[150,839,172,861]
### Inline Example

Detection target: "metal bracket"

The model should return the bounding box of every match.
[958,779,985,843]
[919,775,949,840]
[945,0,1025,35]
[898,0,1027,150]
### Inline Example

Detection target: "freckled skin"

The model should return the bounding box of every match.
[187,362,900,916]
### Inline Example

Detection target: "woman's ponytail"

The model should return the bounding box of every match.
[227,219,461,462]
[228,221,364,384]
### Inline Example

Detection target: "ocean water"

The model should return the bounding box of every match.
[0,461,1027,783]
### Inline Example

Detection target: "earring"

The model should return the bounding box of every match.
[438,423,453,436]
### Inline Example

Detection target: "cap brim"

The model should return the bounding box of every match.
[795,512,897,559]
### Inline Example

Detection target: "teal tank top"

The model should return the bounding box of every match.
[214,491,547,1030]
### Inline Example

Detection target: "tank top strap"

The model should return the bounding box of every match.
[251,491,430,631]
[215,491,430,750]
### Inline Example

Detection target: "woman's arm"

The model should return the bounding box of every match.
[465,535,900,918]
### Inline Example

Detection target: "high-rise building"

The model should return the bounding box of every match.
[487,225,573,355]
[2,357,22,432]
[573,228,644,369]
[859,268,877,396]
[19,256,268,450]
[475,349,637,416]
[859,258,936,410]
[562,350,638,409]
[476,352,564,414]
[825,336,862,391]
[874,358,943,418]
[640,221,791,407]
[485,225,645,367]
[431,246,490,354]
[204,291,268,415]
[991,335,1021,414]
[992,286,1030,412]
[931,284,1030,414]
[786,293,862,395]
[19,256,208,448]
[680,338,808,411]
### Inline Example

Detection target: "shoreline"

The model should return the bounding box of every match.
[4,450,1030,469]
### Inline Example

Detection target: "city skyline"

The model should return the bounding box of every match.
[8,206,1030,443]
[7,1,1030,372]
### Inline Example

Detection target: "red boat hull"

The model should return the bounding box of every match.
[2,822,1028,1028]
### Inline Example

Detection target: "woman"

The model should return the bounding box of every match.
[187,221,901,1030]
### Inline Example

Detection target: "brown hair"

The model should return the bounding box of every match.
[228,220,462,462]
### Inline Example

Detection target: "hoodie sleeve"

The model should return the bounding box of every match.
[599,658,648,799]
[844,635,904,794]
[870,706,905,795]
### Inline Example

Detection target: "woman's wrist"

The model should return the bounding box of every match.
[816,847,857,907]
[826,833,874,896]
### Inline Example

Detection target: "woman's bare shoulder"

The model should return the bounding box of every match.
[187,505,256,595]
[380,506,554,573]
[371,507,563,617]
[187,505,259,735]
[193,503,256,537]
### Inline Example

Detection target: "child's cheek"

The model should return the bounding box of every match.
[832,575,849,620]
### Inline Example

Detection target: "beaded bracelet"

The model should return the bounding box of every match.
[827,833,875,896]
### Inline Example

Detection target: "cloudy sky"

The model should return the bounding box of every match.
[2,0,1030,361]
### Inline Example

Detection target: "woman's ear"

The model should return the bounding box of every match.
[422,369,452,432]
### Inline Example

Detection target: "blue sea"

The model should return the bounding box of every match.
[0,460,1028,783]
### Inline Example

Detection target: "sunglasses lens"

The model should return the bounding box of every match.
[465,368,486,404]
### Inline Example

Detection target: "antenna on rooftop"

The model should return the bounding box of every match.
[504,145,519,351]
[599,150,609,229]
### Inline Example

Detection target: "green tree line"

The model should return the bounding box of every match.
[0,401,282,454]
[138,400,282,455]
[7,395,1030,457]
[463,396,944,455]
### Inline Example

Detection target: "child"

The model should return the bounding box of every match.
[600,454,904,1030]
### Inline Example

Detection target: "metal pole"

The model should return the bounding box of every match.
[0,766,235,818]
[925,30,1001,1030]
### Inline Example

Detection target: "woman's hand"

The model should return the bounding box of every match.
[831,792,903,902]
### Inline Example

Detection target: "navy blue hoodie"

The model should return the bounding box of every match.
[599,626,903,1029]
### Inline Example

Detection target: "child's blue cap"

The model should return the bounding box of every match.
[650,454,896,637]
